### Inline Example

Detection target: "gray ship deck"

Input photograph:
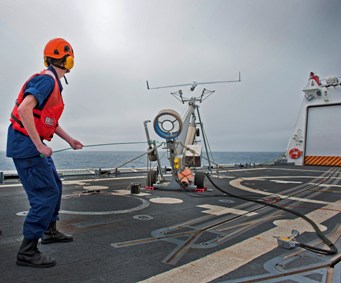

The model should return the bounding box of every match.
[0,165,340,283]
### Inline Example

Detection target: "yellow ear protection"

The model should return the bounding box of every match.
[44,55,74,71]
[44,57,49,68]
[64,55,74,71]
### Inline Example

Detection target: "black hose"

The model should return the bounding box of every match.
[205,173,338,255]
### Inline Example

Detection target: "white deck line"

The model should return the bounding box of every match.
[230,177,335,205]
[0,175,149,188]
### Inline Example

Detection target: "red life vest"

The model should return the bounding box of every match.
[10,70,64,141]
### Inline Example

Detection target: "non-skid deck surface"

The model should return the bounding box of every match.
[0,166,340,283]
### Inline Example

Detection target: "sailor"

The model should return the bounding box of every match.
[6,38,84,268]
[310,72,321,86]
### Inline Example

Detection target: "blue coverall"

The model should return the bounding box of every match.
[7,66,64,240]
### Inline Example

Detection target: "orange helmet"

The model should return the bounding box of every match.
[44,38,74,71]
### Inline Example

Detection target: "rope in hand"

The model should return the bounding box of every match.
[52,141,151,154]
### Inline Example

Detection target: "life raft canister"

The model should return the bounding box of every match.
[289,148,302,159]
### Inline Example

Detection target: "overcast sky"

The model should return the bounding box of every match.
[1,0,340,153]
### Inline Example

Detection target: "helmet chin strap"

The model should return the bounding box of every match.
[63,75,69,85]
[52,63,66,70]
[51,64,69,84]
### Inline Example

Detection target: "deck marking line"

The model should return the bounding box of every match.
[270,180,303,184]
[197,204,257,216]
[149,197,183,204]
[139,200,340,283]
[308,183,341,188]
[274,220,327,232]
[229,168,268,172]
[83,185,109,190]
[230,177,332,205]
[111,189,151,196]
[61,180,89,185]
[59,196,150,215]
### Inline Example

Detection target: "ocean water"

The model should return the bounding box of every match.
[0,150,283,171]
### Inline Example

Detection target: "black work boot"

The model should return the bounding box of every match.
[41,222,73,244]
[16,238,56,268]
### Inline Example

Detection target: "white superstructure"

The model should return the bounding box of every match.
[286,73,341,166]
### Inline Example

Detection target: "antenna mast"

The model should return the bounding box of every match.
[147,72,241,104]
